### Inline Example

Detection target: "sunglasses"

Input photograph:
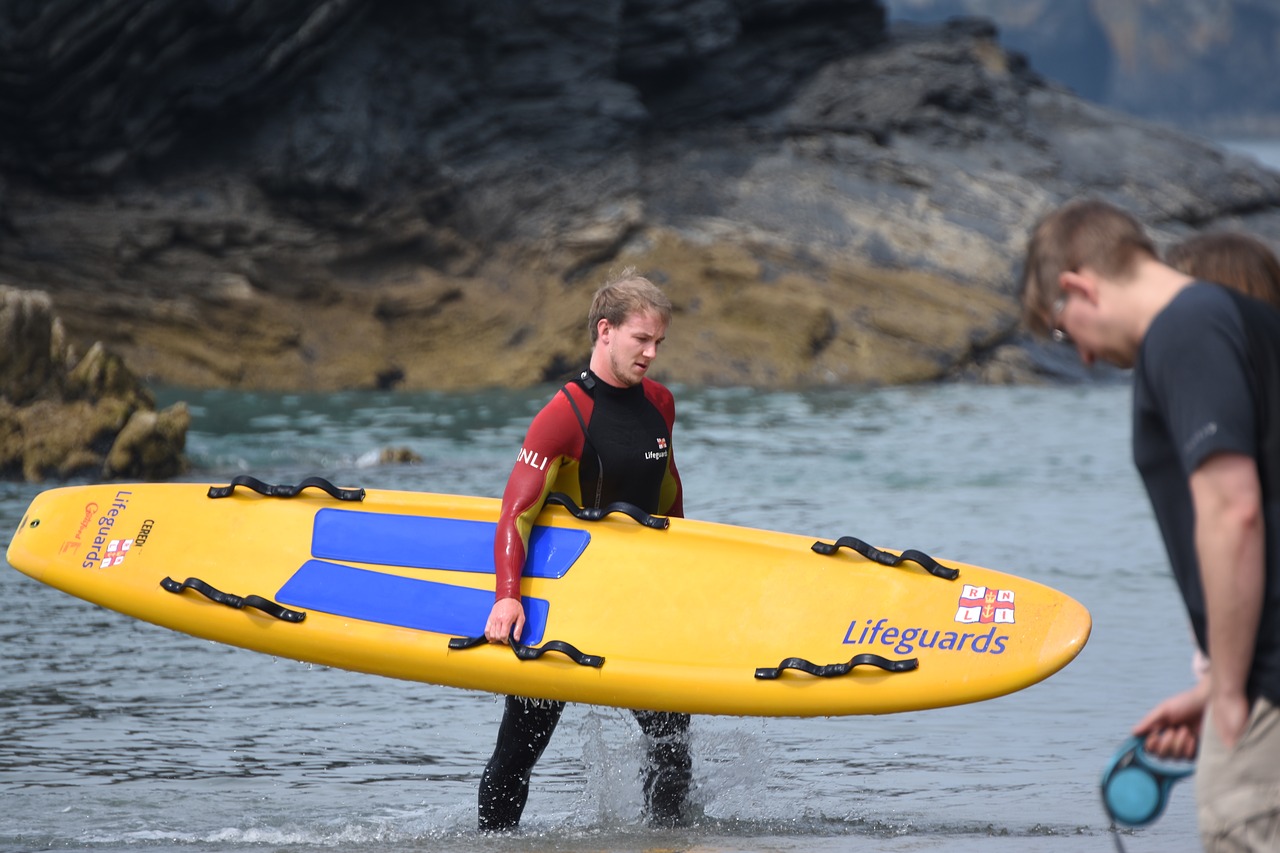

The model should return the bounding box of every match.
[1051,294,1072,344]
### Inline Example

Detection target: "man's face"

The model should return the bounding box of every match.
[1054,273,1137,370]
[597,309,668,387]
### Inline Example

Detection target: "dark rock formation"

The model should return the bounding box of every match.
[0,0,1277,396]
[0,0,370,187]
[0,287,189,482]
[884,0,1280,135]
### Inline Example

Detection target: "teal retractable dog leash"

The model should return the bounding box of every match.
[1100,735,1194,852]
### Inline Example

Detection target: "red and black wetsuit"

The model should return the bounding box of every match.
[480,369,691,830]
[492,369,683,600]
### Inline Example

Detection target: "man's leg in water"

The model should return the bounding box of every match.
[632,710,692,825]
[478,696,566,831]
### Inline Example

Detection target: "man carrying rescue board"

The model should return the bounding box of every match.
[479,270,691,831]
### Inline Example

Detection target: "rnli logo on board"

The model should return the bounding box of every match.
[656,437,667,450]
[98,538,134,570]
[955,584,1015,625]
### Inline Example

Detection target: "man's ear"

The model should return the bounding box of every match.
[595,317,612,342]
[1058,268,1100,305]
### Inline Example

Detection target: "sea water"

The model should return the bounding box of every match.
[1,381,1203,852]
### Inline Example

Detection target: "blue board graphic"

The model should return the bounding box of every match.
[311,509,589,578]
[277,560,550,645]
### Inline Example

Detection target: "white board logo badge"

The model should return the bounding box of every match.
[99,538,134,570]
[955,584,1014,625]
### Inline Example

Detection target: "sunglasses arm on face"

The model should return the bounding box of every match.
[1051,293,1073,344]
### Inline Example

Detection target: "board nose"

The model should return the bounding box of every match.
[1040,594,1092,671]
[7,498,45,580]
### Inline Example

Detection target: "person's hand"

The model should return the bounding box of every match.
[485,597,525,644]
[1133,681,1209,760]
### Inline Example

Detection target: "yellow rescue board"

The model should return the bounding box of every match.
[6,480,1090,716]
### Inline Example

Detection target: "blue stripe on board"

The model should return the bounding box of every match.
[311,509,589,578]
[276,560,549,646]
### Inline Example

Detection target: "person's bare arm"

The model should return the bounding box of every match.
[1191,451,1265,747]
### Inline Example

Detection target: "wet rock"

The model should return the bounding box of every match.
[0,286,63,403]
[0,286,188,482]
[65,342,156,408]
[376,446,424,465]
[104,406,192,480]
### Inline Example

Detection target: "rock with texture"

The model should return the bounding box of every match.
[0,287,189,482]
[0,1,1277,394]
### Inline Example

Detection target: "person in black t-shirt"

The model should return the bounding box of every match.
[1021,198,1280,852]
[1164,231,1280,683]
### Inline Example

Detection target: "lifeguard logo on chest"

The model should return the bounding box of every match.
[645,436,668,462]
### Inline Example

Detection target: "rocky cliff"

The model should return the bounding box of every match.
[2,0,1279,396]
[886,0,1280,135]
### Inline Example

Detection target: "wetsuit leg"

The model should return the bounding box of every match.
[631,710,692,826]
[478,695,567,831]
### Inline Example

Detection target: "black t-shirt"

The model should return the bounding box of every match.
[1133,282,1280,701]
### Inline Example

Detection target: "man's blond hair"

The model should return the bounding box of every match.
[588,268,672,344]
